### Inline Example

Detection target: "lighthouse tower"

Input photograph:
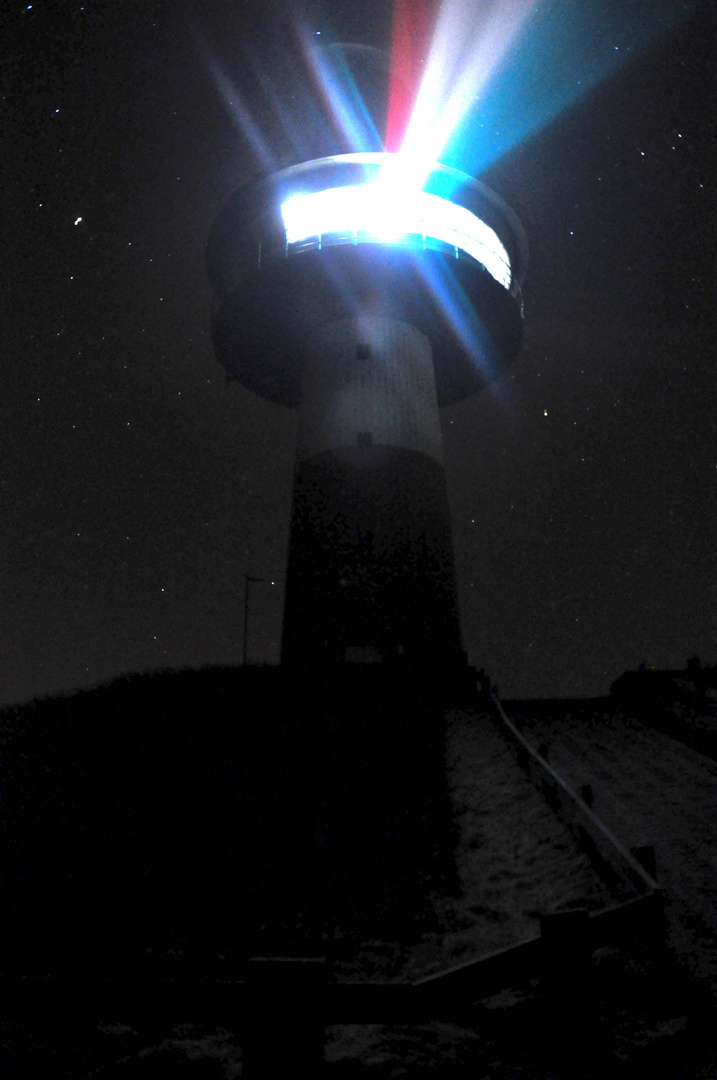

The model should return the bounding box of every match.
[204,42,527,943]
[207,152,527,672]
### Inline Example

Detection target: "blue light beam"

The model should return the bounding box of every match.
[416,0,697,179]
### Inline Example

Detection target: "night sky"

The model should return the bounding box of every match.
[3,0,716,706]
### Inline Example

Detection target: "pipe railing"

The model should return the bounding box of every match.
[488,692,662,897]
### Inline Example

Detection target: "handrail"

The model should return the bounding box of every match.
[489,693,661,896]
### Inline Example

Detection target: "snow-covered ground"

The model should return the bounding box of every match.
[4,701,716,1075]
[324,706,626,1071]
[506,700,717,995]
[331,707,620,989]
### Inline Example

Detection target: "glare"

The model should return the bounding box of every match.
[198,42,275,171]
[396,0,537,186]
[393,0,690,180]
[298,31,383,153]
[281,180,511,288]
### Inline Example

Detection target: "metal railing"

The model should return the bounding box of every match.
[488,693,662,898]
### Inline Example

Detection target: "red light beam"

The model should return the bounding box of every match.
[386,0,440,153]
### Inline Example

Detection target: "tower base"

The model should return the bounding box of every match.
[282,445,464,670]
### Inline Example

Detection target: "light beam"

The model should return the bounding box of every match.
[396,0,537,189]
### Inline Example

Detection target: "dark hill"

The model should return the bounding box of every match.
[1,664,462,978]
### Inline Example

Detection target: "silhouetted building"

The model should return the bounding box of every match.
[611,660,717,761]
[611,660,717,706]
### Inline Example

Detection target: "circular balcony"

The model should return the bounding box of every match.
[207,154,528,407]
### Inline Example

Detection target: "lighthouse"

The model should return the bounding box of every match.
[204,40,527,943]
[206,151,527,672]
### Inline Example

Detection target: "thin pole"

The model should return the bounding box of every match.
[243,574,261,666]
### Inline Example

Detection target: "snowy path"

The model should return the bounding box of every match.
[325,707,622,1071]
[331,707,617,987]
[507,702,717,991]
